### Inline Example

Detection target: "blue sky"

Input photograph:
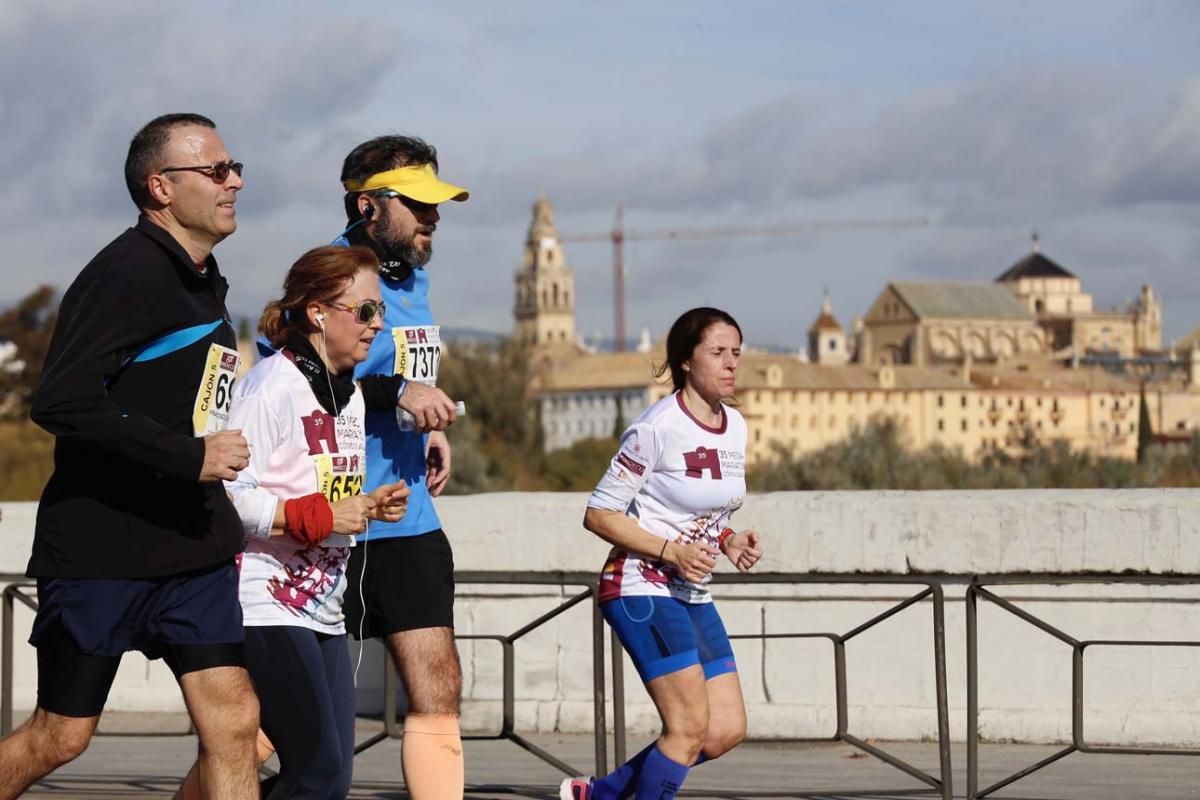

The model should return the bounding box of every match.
[3,1,1199,347]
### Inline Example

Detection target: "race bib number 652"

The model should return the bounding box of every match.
[312,452,362,549]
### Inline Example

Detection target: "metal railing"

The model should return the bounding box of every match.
[615,573,954,800]
[355,571,607,778]
[353,571,954,799]
[966,575,1200,800]
[3,570,953,796]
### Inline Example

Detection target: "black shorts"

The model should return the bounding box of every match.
[343,530,455,640]
[30,561,245,718]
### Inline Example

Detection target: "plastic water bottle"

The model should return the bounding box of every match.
[397,400,467,432]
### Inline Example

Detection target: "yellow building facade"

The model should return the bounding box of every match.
[533,345,1153,464]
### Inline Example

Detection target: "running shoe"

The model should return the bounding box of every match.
[559,776,593,800]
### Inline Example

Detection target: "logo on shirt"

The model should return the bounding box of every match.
[683,446,722,479]
[683,446,745,480]
[301,410,338,455]
[616,452,645,476]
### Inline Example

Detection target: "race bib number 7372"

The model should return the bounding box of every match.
[392,325,441,385]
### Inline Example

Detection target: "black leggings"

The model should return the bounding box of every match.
[244,627,354,800]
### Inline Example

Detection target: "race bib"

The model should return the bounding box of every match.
[312,452,361,549]
[392,325,441,385]
[192,344,240,436]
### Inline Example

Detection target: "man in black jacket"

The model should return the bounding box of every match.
[0,114,260,799]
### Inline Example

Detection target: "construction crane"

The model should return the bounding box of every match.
[560,207,930,351]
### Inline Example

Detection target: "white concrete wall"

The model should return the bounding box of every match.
[3,490,1199,745]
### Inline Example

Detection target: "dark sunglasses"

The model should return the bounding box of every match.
[323,299,386,325]
[377,190,437,215]
[160,160,244,182]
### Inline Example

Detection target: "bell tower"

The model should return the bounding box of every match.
[514,195,577,350]
[808,291,849,365]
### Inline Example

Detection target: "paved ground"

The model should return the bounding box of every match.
[16,713,1200,799]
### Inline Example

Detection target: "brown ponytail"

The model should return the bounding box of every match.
[258,246,379,348]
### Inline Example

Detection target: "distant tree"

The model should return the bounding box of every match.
[1136,383,1153,463]
[0,285,58,419]
[438,337,547,490]
[749,416,1199,491]
[442,416,501,494]
[611,392,626,439]
[541,436,620,491]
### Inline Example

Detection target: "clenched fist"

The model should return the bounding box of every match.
[398,382,458,431]
[331,494,377,535]
[200,429,250,482]
[369,481,410,523]
[665,539,719,584]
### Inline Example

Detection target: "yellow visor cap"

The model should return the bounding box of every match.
[343,163,469,204]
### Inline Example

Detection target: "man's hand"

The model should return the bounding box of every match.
[426,431,452,497]
[723,530,763,573]
[199,429,249,482]
[665,539,719,583]
[399,382,457,431]
[369,481,410,523]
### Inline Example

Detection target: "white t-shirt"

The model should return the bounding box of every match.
[225,352,364,634]
[588,392,747,604]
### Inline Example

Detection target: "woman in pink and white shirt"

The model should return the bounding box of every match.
[564,307,764,800]
[179,245,408,800]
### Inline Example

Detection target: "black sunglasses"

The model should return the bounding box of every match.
[160,160,244,183]
[323,299,386,325]
[376,190,437,215]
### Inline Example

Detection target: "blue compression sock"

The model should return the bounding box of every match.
[633,745,689,800]
[590,742,654,800]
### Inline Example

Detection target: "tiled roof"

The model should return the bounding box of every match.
[890,281,1033,320]
[736,354,967,390]
[531,349,665,392]
[808,311,843,333]
[995,252,1076,282]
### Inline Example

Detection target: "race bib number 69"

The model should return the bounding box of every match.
[192,344,240,437]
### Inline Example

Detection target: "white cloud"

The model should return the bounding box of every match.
[1,1,1198,350]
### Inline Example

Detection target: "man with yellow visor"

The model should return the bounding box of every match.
[334,135,468,800]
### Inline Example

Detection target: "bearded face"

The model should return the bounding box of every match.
[372,194,436,269]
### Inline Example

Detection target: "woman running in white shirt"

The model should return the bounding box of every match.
[177,245,408,799]
[563,307,764,800]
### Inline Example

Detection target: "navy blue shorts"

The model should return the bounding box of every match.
[30,561,244,717]
[601,595,737,682]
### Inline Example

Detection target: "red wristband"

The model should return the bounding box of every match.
[717,527,735,552]
[283,493,334,546]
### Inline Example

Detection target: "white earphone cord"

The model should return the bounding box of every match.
[318,327,371,688]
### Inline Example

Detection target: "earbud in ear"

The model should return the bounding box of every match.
[315,312,325,328]
[362,202,375,220]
